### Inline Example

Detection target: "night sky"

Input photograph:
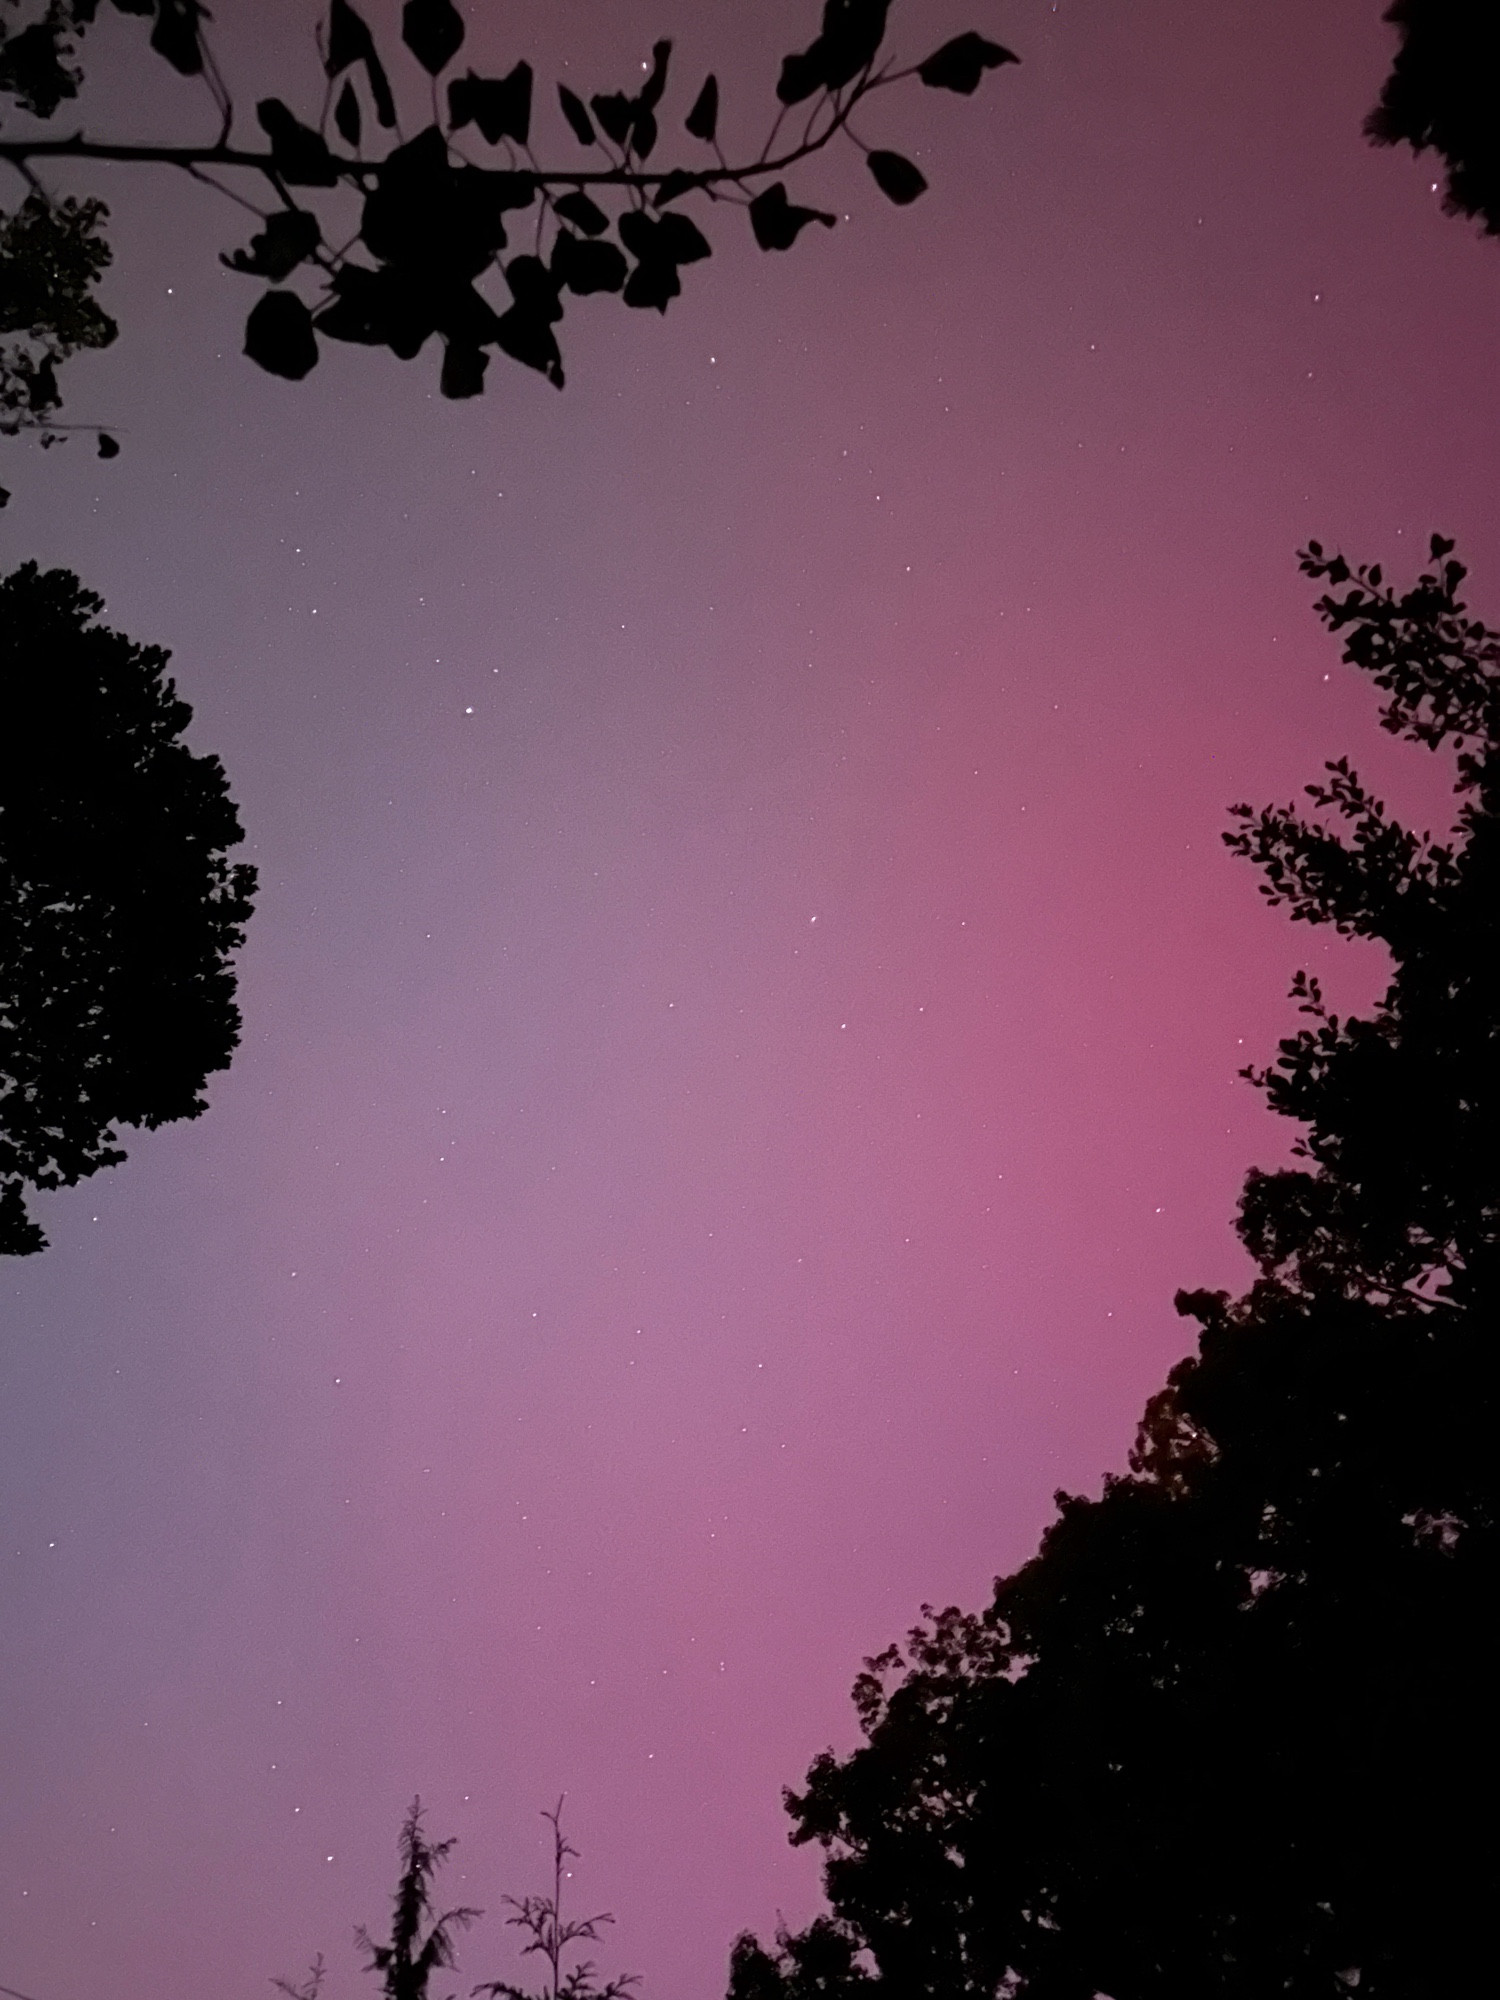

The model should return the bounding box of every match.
[2,4,1496,1999]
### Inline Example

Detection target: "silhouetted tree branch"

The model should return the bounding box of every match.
[0,1,1017,434]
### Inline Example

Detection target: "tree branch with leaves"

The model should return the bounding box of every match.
[0,0,1017,434]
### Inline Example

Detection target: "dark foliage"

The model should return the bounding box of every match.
[1366,0,1500,233]
[0,562,255,1254]
[354,1801,481,2000]
[278,1800,635,2000]
[0,189,116,441]
[729,541,1499,2000]
[0,1,1017,434]
[474,1799,638,2000]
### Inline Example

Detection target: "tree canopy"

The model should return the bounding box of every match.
[727,539,1498,2000]
[0,561,255,1254]
[0,0,1017,441]
[1364,0,1500,235]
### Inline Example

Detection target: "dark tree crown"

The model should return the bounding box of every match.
[0,560,255,1253]
[730,543,1500,2000]
[1365,0,1500,234]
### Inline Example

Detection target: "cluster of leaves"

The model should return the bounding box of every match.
[1365,0,1500,233]
[0,0,206,120]
[228,0,1015,399]
[1228,534,1498,1312]
[0,561,255,1254]
[0,2,1017,422]
[728,540,1499,2000]
[0,191,117,457]
[0,1,200,458]
[280,1800,636,2000]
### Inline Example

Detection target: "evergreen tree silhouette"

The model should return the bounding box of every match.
[356,1801,482,2000]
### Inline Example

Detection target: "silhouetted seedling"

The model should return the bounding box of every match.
[475,1800,637,2000]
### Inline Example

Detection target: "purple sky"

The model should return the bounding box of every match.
[2,4,1497,1999]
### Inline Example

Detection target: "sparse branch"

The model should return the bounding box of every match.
[474,1801,636,2000]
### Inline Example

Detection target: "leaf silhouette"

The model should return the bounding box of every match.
[150,0,205,77]
[448,63,533,146]
[653,170,699,205]
[222,207,322,280]
[244,290,319,379]
[622,260,680,311]
[503,254,564,324]
[325,0,396,125]
[439,340,488,398]
[326,0,374,75]
[557,84,596,148]
[776,47,826,106]
[778,0,891,103]
[917,31,1018,94]
[866,148,927,204]
[639,40,672,113]
[401,0,464,76]
[818,0,892,89]
[685,74,718,143]
[591,93,635,148]
[312,264,389,345]
[551,231,627,296]
[334,78,361,147]
[96,433,119,459]
[553,191,609,237]
[494,304,563,384]
[748,182,836,250]
[654,212,710,264]
[255,99,339,185]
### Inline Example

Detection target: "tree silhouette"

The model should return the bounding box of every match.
[275,1800,635,2000]
[0,560,255,1253]
[0,0,1016,436]
[474,1800,638,2000]
[0,187,116,451]
[1365,0,1500,235]
[355,1800,482,2000]
[728,539,1498,2000]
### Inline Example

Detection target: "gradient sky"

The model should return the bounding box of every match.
[2,4,1497,1999]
